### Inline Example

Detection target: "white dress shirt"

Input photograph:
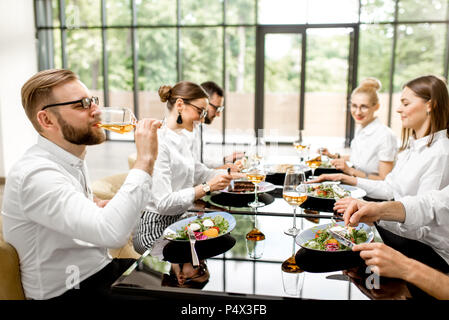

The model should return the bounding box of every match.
[350,117,398,175]
[1,135,152,300]
[145,125,223,216]
[356,129,449,200]
[397,185,449,263]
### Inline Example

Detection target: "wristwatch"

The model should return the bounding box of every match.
[201,182,211,195]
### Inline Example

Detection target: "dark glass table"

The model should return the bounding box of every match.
[111,187,412,301]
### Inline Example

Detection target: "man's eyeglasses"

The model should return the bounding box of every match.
[185,101,207,119]
[350,104,370,113]
[42,96,99,111]
[209,102,224,113]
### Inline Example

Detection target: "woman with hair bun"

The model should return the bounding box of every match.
[133,81,238,253]
[320,77,398,180]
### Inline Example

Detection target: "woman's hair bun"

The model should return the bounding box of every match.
[158,85,172,102]
[359,77,381,91]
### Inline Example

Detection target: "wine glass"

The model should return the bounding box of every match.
[247,136,266,167]
[305,154,321,179]
[281,236,304,296]
[245,214,266,259]
[246,167,267,208]
[96,107,137,134]
[283,168,307,236]
[293,141,310,164]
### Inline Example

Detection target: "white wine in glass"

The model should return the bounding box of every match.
[246,168,267,208]
[96,107,137,134]
[283,169,307,236]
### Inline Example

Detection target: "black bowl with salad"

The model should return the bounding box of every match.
[294,222,374,272]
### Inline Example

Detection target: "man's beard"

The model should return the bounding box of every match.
[54,112,106,145]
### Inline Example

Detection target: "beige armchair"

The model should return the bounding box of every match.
[0,215,25,300]
[128,152,137,169]
[91,173,141,260]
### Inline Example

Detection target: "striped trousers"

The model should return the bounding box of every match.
[132,210,182,254]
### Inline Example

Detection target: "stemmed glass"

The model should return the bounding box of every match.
[305,154,321,179]
[246,167,267,208]
[247,136,266,167]
[283,168,307,236]
[281,236,304,296]
[245,214,266,259]
[293,141,310,164]
[96,107,137,134]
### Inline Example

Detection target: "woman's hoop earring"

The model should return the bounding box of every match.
[176,112,183,124]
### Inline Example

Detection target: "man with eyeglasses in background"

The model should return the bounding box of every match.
[192,81,244,171]
[1,69,161,300]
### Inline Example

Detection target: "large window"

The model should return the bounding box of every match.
[35,0,449,145]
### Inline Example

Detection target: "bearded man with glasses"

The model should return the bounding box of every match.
[1,69,161,300]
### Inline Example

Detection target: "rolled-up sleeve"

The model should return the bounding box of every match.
[378,131,398,162]
[356,177,394,200]
[400,186,449,228]
[194,162,224,185]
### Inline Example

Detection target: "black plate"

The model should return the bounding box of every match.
[294,247,365,273]
[313,167,343,176]
[210,192,275,208]
[163,234,236,263]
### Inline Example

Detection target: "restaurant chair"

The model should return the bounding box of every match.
[91,173,140,260]
[0,216,25,300]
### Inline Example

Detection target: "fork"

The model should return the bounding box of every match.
[187,228,200,267]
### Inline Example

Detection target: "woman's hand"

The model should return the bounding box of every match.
[319,147,331,157]
[307,173,357,186]
[220,163,241,172]
[207,174,233,192]
[333,197,361,216]
[353,243,412,280]
[330,158,351,174]
[339,199,381,226]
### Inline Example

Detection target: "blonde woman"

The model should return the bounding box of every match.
[321,78,397,180]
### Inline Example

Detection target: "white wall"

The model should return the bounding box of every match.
[0,0,37,178]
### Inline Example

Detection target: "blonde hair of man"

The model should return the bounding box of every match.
[21,69,78,132]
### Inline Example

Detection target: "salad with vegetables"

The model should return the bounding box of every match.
[319,160,334,168]
[165,215,229,241]
[306,184,350,199]
[303,224,368,251]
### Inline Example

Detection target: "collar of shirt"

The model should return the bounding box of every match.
[163,125,193,147]
[408,129,448,152]
[355,117,381,137]
[37,135,85,169]
[37,135,92,197]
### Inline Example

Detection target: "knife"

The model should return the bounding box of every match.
[328,226,356,249]
[187,228,200,267]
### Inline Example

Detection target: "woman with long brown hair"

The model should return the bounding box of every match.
[314,74,449,200]
[133,81,237,253]
[316,75,449,274]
